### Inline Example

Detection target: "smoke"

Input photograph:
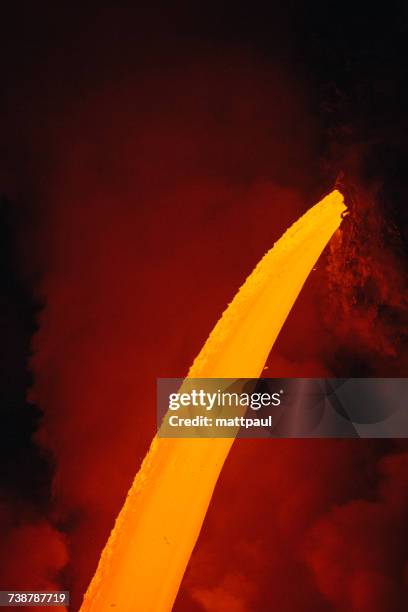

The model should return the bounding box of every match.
[176,441,408,611]
[324,174,408,376]
[0,4,406,611]
[302,450,408,611]
[0,508,68,592]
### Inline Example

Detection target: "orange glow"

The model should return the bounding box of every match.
[80,190,346,611]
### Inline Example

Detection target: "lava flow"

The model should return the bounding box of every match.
[79,190,346,612]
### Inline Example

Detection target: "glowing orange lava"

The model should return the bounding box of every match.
[80,190,346,612]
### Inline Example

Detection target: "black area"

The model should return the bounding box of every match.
[0,198,51,510]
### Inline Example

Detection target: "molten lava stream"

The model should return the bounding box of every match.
[80,190,346,611]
